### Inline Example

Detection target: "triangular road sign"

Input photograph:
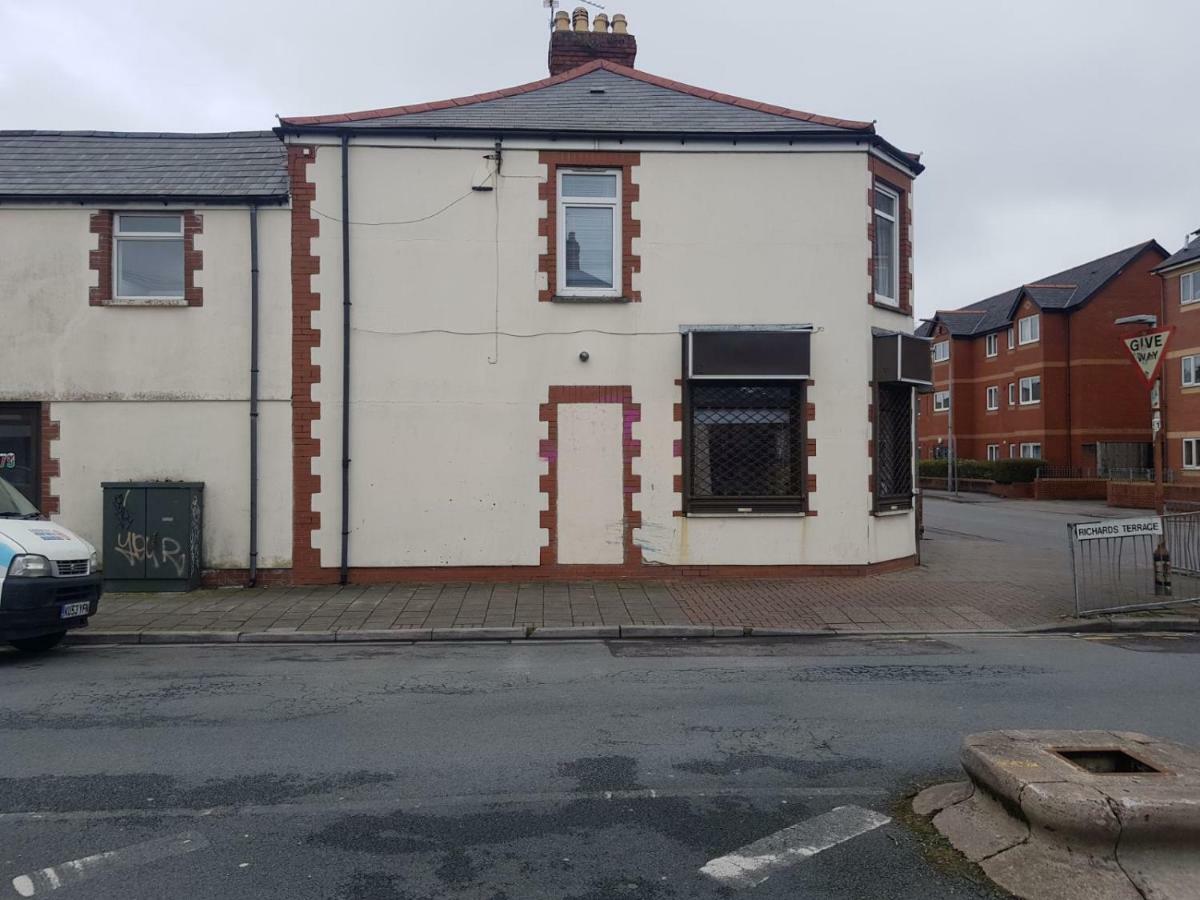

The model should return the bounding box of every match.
[1122,328,1172,388]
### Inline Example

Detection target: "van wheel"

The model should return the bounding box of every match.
[9,632,67,653]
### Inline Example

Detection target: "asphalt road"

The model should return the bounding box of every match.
[1,634,1197,899]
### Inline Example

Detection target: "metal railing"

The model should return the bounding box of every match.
[1103,467,1176,483]
[1037,466,1103,480]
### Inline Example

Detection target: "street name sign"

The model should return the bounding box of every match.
[1122,329,1172,388]
[1073,517,1163,541]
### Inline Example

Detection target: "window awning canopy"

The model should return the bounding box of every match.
[873,331,932,387]
[681,326,812,379]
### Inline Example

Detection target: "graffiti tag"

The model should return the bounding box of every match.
[0,453,15,469]
[113,529,188,578]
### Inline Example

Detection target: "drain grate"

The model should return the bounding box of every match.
[1054,749,1162,775]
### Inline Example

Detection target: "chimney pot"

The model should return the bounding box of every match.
[572,7,589,32]
[611,14,628,34]
[592,12,609,32]
[553,9,570,31]
[547,9,637,75]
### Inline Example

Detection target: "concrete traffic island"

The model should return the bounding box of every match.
[913,730,1200,900]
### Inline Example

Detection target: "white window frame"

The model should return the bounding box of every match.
[986,385,999,410]
[1020,442,1042,459]
[986,444,1000,461]
[1019,375,1041,405]
[556,169,622,299]
[1183,272,1200,306]
[1007,327,1015,349]
[1008,382,1016,406]
[1018,314,1040,345]
[1184,438,1200,470]
[933,391,950,412]
[986,333,998,357]
[873,184,900,307]
[931,341,949,363]
[1183,355,1200,387]
[113,213,185,302]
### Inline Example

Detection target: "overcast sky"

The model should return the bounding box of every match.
[2,0,1195,318]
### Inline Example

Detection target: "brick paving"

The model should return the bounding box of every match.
[91,498,1078,636]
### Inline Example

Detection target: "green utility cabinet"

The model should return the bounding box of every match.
[101,482,203,592]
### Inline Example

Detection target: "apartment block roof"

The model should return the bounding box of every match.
[919,240,1167,338]
[0,131,289,203]
[1154,234,1200,273]
[278,60,923,173]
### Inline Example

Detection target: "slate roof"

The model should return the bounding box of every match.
[919,241,1166,338]
[279,60,922,172]
[1154,234,1200,273]
[0,131,289,202]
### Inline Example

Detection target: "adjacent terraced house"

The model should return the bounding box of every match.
[0,11,929,584]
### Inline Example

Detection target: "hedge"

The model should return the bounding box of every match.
[917,458,1044,484]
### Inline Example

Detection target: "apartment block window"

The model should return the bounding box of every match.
[1007,327,1015,349]
[874,383,914,511]
[1018,314,1040,345]
[1184,438,1200,469]
[987,444,1000,461]
[873,185,900,306]
[685,381,806,512]
[1010,444,1018,459]
[1020,442,1043,459]
[114,214,184,300]
[986,386,999,410]
[1019,375,1042,405]
[557,170,620,297]
[933,391,950,412]
[986,333,999,357]
[1182,272,1200,306]
[932,342,949,363]
[1008,382,1016,405]
[1183,355,1200,387]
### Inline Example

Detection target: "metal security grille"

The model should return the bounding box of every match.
[686,381,805,512]
[875,383,913,508]
[53,560,89,577]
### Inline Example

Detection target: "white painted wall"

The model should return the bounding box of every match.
[300,140,918,569]
[0,205,293,569]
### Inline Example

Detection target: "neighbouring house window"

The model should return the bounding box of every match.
[986,334,998,357]
[1018,314,1040,345]
[1020,442,1042,459]
[1010,444,1018,458]
[987,444,1000,461]
[1007,327,1015,349]
[1184,438,1200,469]
[1182,272,1200,305]
[986,386,999,410]
[933,390,950,412]
[685,381,806,513]
[1019,375,1042,405]
[557,170,620,297]
[874,383,914,511]
[1008,382,1016,405]
[114,213,185,300]
[1183,355,1200,387]
[873,185,900,306]
[932,341,949,362]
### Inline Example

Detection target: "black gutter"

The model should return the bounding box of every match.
[0,194,288,205]
[339,134,352,586]
[248,205,261,587]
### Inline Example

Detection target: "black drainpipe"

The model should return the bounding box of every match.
[248,204,260,587]
[339,134,352,585]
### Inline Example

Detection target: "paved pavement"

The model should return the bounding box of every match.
[87,496,1139,638]
[1,633,1198,898]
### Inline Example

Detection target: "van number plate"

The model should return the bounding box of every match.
[61,602,90,619]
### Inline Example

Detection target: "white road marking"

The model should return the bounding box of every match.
[700,805,891,889]
[11,831,208,897]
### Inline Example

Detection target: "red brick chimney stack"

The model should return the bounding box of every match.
[548,8,637,76]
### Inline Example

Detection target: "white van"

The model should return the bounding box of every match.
[0,476,101,652]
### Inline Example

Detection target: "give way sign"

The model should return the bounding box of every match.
[1122,329,1172,387]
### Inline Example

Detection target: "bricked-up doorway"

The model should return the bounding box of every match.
[0,404,41,507]
[539,387,643,569]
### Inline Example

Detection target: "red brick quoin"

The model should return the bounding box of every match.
[539,386,643,567]
[89,211,203,306]
[538,151,641,302]
[287,145,333,583]
[39,404,60,516]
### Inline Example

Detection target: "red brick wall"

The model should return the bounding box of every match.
[547,31,637,75]
[538,151,641,302]
[867,157,913,315]
[88,210,203,306]
[39,404,60,516]
[1033,478,1107,501]
[1161,261,1200,479]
